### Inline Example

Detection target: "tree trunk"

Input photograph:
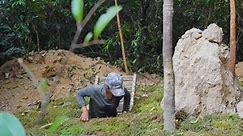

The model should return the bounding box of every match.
[228,0,236,76]
[162,0,175,132]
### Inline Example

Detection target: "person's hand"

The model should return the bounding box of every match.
[80,106,89,122]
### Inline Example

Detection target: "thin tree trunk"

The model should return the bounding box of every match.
[162,0,175,132]
[228,0,236,76]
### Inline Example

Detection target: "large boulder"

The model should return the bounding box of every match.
[173,23,241,116]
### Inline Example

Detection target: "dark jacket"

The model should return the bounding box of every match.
[76,85,130,118]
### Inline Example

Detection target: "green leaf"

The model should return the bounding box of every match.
[94,6,122,39]
[40,78,48,94]
[48,116,69,133]
[71,0,84,23]
[0,113,26,136]
[84,32,93,43]
[0,124,12,136]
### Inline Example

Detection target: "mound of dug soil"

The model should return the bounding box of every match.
[0,50,124,112]
[0,50,162,113]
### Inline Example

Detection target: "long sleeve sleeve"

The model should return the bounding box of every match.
[76,86,96,108]
[122,88,131,112]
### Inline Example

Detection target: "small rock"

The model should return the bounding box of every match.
[50,95,55,101]
[142,93,148,98]
[5,73,10,79]
[29,51,34,56]
[22,96,28,100]
[21,112,26,116]
[67,88,72,93]
[40,50,46,54]
[237,101,243,118]
[33,100,41,105]
[27,56,33,62]
[0,105,5,108]
[62,102,72,108]
[16,75,24,79]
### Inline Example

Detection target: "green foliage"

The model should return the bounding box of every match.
[102,38,116,53]
[71,0,84,23]
[0,0,74,54]
[0,112,26,136]
[39,78,48,95]
[94,6,122,39]
[59,120,84,136]
[84,32,93,43]
[48,116,69,133]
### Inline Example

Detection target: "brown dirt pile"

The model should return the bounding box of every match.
[0,50,161,113]
[0,50,123,112]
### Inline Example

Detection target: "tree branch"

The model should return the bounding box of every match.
[69,0,106,52]
[72,39,105,49]
[69,25,82,52]
[81,0,106,29]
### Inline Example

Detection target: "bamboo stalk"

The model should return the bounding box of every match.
[114,0,129,74]
[228,0,237,76]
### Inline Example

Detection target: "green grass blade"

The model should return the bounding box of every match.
[40,78,48,94]
[48,116,69,133]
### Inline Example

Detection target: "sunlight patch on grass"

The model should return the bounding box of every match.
[133,85,163,113]
[178,113,242,135]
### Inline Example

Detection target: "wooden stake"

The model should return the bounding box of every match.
[114,0,129,74]
[228,0,237,76]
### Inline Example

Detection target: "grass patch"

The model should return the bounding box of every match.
[15,110,39,127]
[16,85,164,135]
[133,85,163,113]
[178,114,242,136]
[16,85,243,136]
[240,81,243,87]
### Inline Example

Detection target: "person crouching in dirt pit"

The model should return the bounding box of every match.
[76,72,130,122]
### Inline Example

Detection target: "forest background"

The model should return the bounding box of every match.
[0,0,243,73]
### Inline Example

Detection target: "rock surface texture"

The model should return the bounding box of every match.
[173,23,241,116]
